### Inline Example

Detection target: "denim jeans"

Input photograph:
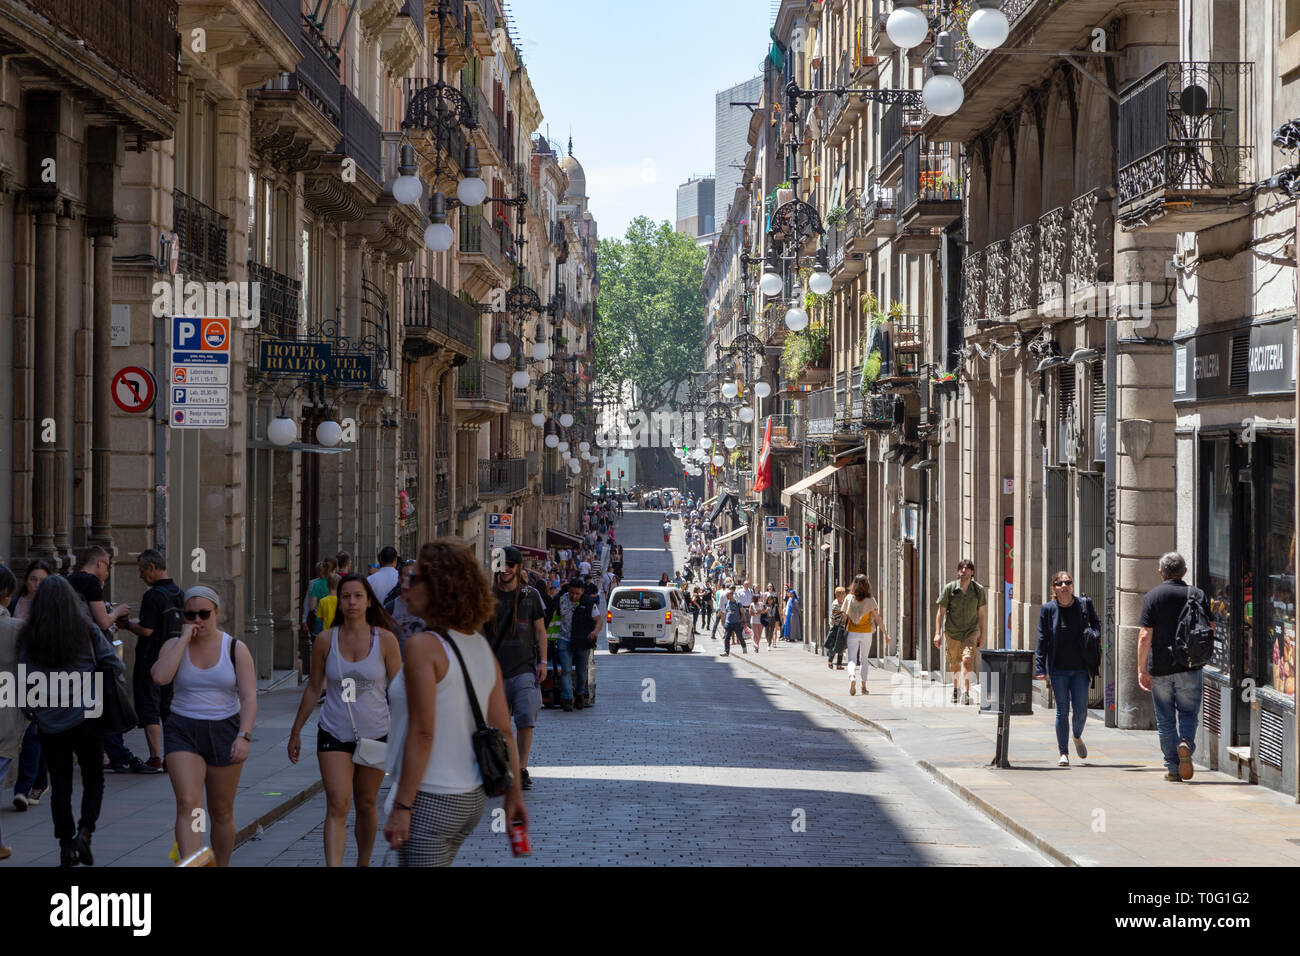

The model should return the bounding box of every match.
[555,640,591,703]
[1151,669,1203,773]
[16,721,48,794]
[102,731,135,766]
[723,622,746,653]
[1049,669,1090,755]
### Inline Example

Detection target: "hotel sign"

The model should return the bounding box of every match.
[259,341,375,386]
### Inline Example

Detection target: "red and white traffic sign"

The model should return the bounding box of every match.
[111,366,156,413]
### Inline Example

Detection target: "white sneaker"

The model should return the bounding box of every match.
[1058,754,1069,767]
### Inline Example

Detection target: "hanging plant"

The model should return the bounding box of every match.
[825,204,847,226]
[860,350,882,392]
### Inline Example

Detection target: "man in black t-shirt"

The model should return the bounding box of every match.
[1137,552,1209,782]
[69,546,154,774]
[491,547,548,790]
[122,550,182,771]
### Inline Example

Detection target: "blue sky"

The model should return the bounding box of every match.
[506,0,775,242]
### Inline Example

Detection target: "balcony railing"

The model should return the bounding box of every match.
[456,359,508,404]
[248,260,301,339]
[174,189,228,282]
[1008,223,1038,315]
[459,209,510,271]
[25,0,179,108]
[1069,188,1114,287]
[403,276,478,353]
[402,413,418,462]
[806,387,836,437]
[960,251,984,335]
[1118,61,1254,207]
[881,100,906,168]
[983,239,1010,320]
[860,393,897,430]
[900,136,961,214]
[434,473,450,517]
[769,414,804,447]
[478,457,526,496]
[542,470,568,495]
[466,83,500,152]
[1038,204,1069,301]
[862,168,897,223]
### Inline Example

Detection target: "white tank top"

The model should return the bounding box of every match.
[384,631,498,805]
[171,632,240,720]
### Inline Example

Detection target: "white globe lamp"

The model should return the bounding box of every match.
[724,436,737,449]
[739,407,755,423]
[785,306,809,332]
[316,420,343,447]
[967,4,1009,50]
[886,1,929,48]
[923,73,965,116]
[808,269,833,296]
[558,441,569,453]
[532,341,551,361]
[531,412,546,427]
[721,381,739,399]
[559,413,574,428]
[579,441,590,452]
[511,370,530,388]
[457,176,488,207]
[754,381,772,399]
[424,222,454,252]
[711,454,725,467]
[545,433,559,448]
[701,436,713,449]
[759,268,783,298]
[268,416,298,447]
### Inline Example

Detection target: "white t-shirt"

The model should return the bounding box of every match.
[367,566,399,602]
[663,522,671,534]
[579,560,592,576]
[735,587,755,607]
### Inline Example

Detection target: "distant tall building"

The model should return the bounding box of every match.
[675,175,716,238]
[714,75,762,228]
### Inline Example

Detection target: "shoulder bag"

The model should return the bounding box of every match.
[333,628,388,770]
[90,629,137,734]
[442,634,513,797]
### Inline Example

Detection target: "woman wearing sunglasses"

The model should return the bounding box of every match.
[1033,571,1101,767]
[152,586,257,866]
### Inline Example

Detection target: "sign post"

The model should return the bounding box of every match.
[170,316,230,428]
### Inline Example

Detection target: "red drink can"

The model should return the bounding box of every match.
[509,820,531,857]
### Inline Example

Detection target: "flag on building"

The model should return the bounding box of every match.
[752,416,773,494]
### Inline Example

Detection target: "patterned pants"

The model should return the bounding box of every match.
[398,788,487,867]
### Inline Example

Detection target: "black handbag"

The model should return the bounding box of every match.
[91,631,138,734]
[826,624,848,656]
[443,635,513,798]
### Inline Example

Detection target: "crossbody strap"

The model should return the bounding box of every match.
[332,628,363,743]
[441,633,488,733]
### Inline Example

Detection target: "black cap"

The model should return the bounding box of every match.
[502,546,523,566]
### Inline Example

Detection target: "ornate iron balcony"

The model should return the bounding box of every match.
[173,190,228,282]
[479,457,526,496]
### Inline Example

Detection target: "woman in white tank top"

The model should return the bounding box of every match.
[287,573,401,867]
[383,540,529,867]
[152,586,257,867]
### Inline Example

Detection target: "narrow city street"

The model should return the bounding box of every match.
[236,508,1047,866]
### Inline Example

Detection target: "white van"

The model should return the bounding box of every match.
[605,586,694,653]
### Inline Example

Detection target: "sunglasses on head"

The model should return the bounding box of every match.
[184,609,213,620]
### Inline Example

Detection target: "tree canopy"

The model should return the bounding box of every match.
[595,217,706,413]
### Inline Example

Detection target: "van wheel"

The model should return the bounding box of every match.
[608,645,619,654]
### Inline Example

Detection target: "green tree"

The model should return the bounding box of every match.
[595,217,706,412]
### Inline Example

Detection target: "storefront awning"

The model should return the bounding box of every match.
[707,491,737,524]
[713,524,750,546]
[515,545,548,560]
[780,463,842,507]
[700,492,720,508]
[545,528,583,550]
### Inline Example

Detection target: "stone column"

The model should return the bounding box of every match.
[245,395,262,670]
[87,224,116,554]
[30,203,59,560]
[53,208,74,565]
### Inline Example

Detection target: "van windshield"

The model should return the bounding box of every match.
[610,590,667,611]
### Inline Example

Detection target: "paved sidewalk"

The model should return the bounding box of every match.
[722,640,1300,866]
[1,684,323,866]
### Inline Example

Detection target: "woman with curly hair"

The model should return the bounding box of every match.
[383,539,529,867]
[288,574,401,866]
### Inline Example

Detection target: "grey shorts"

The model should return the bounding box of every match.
[504,672,542,729]
[164,712,240,767]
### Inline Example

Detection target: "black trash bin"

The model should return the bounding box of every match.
[978,648,1035,716]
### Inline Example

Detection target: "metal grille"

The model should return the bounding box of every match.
[1203,680,1222,734]
[1259,707,1284,769]
[1229,331,1250,390]
[1045,467,1070,591]
[1057,367,1076,465]
[1091,359,1105,463]
[1077,472,1105,603]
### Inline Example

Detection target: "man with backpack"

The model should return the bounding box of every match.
[123,549,183,771]
[1137,552,1212,782]
[556,577,601,711]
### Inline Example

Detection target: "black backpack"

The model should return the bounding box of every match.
[1172,586,1214,670]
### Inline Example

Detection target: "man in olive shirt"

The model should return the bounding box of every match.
[933,558,987,705]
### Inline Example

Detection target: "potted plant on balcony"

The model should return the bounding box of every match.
[825,204,847,226]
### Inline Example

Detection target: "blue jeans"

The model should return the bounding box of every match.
[556,640,591,703]
[1049,669,1090,755]
[16,721,48,794]
[1151,669,1202,773]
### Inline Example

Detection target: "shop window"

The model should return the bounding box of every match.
[1260,438,1296,694]
[1201,438,1233,673]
